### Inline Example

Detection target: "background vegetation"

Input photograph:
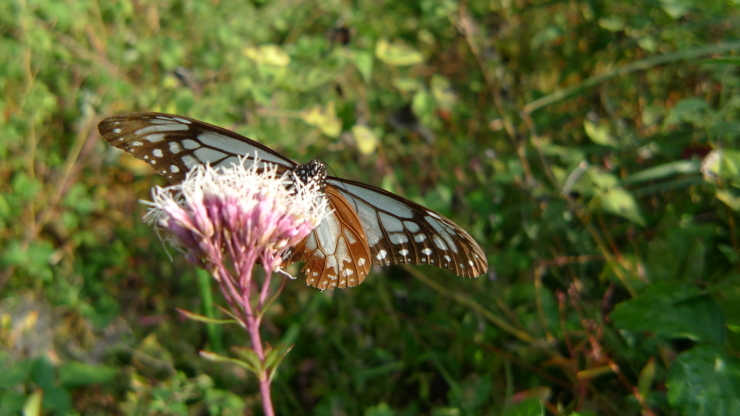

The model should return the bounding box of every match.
[2,0,740,415]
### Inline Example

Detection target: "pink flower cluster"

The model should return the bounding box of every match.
[143,158,329,317]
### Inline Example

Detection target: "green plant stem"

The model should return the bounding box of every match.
[197,268,223,353]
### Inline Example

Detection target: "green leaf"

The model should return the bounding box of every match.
[364,403,396,416]
[659,0,692,19]
[702,149,740,186]
[11,173,42,201]
[638,358,657,398]
[611,284,725,344]
[665,98,713,126]
[412,89,434,124]
[700,57,740,65]
[587,169,620,190]
[501,398,544,416]
[176,308,237,325]
[300,102,342,137]
[30,358,55,390]
[0,359,35,389]
[584,119,618,147]
[375,39,424,66]
[230,346,264,373]
[351,51,374,83]
[599,187,646,226]
[58,362,117,389]
[623,160,700,184]
[716,189,740,211]
[667,344,740,415]
[41,386,71,414]
[0,392,26,416]
[22,390,42,416]
[598,16,625,32]
[431,75,456,111]
[351,125,379,155]
[264,344,293,382]
[243,44,290,66]
[199,351,258,373]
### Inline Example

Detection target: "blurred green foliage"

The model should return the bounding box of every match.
[2,0,740,415]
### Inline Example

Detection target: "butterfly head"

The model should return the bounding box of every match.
[292,159,328,192]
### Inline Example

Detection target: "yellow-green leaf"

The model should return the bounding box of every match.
[600,187,646,226]
[375,39,424,66]
[243,44,290,66]
[431,75,456,111]
[351,125,378,155]
[716,190,740,211]
[584,119,618,147]
[176,308,237,325]
[23,389,43,416]
[300,102,342,137]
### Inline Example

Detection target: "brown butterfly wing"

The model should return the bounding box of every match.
[98,112,296,184]
[328,178,487,278]
[286,185,372,290]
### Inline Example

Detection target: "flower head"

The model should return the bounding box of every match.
[144,157,330,277]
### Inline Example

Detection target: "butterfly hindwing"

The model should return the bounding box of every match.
[287,186,372,290]
[328,178,487,278]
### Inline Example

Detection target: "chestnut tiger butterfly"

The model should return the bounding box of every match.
[99,113,488,290]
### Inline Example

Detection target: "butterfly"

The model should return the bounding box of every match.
[99,112,487,290]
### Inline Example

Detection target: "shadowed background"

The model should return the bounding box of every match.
[1,0,740,415]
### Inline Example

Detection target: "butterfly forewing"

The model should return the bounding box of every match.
[99,112,488,289]
[329,179,487,278]
[99,112,296,184]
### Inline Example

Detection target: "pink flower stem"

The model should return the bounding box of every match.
[212,251,276,416]
[258,269,273,310]
[239,266,275,416]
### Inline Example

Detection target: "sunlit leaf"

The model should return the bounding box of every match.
[598,16,625,32]
[375,39,424,66]
[702,149,740,186]
[243,44,291,66]
[599,187,646,226]
[22,389,42,416]
[659,0,692,19]
[716,190,740,211]
[431,75,456,111]
[300,102,342,137]
[623,160,699,184]
[584,119,618,147]
[638,35,657,52]
[352,125,379,155]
